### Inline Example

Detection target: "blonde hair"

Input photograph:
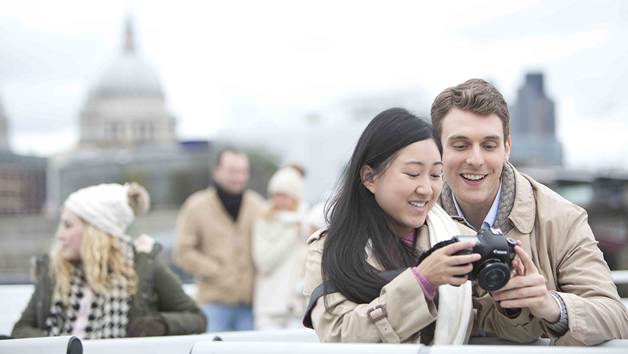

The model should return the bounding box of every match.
[50,223,138,303]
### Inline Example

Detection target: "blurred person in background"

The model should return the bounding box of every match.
[252,164,309,330]
[174,148,265,332]
[11,183,206,339]
[431,78,628,345]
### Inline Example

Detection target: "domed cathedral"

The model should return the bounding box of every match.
[79,17,176,148]
[49,15,212,213]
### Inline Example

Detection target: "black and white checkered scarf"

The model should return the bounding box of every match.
[44,240,134,339]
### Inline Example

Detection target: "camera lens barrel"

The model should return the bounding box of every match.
[476,261,511,291]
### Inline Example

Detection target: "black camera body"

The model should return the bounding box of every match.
[452,228,517,291]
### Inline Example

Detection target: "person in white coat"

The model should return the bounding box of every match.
[252,165,309,330]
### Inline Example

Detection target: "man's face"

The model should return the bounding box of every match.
[213,151,250,195]
[440,108,510,213]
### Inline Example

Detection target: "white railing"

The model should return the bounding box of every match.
[81,329,319,354]
[0,335,81,354]
[2,330,627,354]
[191,341,425,354]
[77,330,628,353]
[189,341,627,354]
[612,271,628,284]
[2,271,628,342]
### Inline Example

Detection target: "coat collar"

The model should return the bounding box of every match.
[507,163,536,235]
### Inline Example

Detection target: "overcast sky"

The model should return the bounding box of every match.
[1,0,627,170]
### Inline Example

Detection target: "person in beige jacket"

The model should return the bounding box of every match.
[174,148,265,332]
[431,78,628,346]
[303,108,512,344]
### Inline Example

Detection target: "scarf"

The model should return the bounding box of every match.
[440,163,516,234]
[45,239,134,339]
[216,183,243,221]
[425,204,473,345]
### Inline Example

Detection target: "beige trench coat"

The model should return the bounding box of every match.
[303,223,546,344]
[472,165,628,346]
[174,187,265,306]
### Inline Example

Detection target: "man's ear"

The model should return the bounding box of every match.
[360,165,376,194]
[504,136,511,163]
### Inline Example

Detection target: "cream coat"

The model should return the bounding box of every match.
[252,214,308,329]
[173,187,265,306]
[472,165,628,346]
[303,224,498,344]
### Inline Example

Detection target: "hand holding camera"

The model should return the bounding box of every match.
[490,244,561,323]
[415,240,482,287]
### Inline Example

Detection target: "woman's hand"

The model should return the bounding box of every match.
[126,315,168,337]
[416,241,481,287]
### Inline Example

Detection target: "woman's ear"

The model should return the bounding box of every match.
[360,165,376,194]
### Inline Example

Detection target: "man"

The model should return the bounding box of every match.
[174,148,265,332]
[431,78,628,346]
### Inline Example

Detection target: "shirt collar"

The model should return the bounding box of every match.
[452,179,502,232]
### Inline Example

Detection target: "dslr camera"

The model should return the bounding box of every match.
[452,228,517,291]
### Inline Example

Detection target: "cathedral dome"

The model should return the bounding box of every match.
[80,17,176,149]
[89,20,164,98]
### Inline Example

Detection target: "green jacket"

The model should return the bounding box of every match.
[11,238,207,338]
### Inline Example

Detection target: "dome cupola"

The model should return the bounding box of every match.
[89,18,164,98]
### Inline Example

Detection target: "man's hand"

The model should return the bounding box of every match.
[491,245,561,323]
[509,240,525,278]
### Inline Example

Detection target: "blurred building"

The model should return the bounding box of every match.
[0,152,47,215]
[79,18,176,148]
[48,16,211,210]
[49,143,212,210]
[0,93,8,150]
[510,73,563,166]
[0,94,47,215]
[511,74,626,270]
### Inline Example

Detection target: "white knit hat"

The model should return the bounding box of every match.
[267,167,304,202]
[63,183,150,240]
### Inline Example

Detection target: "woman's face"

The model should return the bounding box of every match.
[55,209,85,261]
[363,139,443,236]
[271,192,298,211]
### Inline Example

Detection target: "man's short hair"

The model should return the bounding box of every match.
[214,147,246,168]
[431,78,510,143]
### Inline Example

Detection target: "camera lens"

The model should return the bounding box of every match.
[487,271,501,282]
[477,262,510,291]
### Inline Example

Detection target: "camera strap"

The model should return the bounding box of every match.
[416,239,457,264]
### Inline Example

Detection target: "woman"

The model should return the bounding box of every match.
[252,164,310,330]
[303,108,483,344]
[12,183,206,339]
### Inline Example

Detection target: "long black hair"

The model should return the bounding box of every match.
[321,108,441,304]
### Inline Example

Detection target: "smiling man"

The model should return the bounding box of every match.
[431,78,628,346]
